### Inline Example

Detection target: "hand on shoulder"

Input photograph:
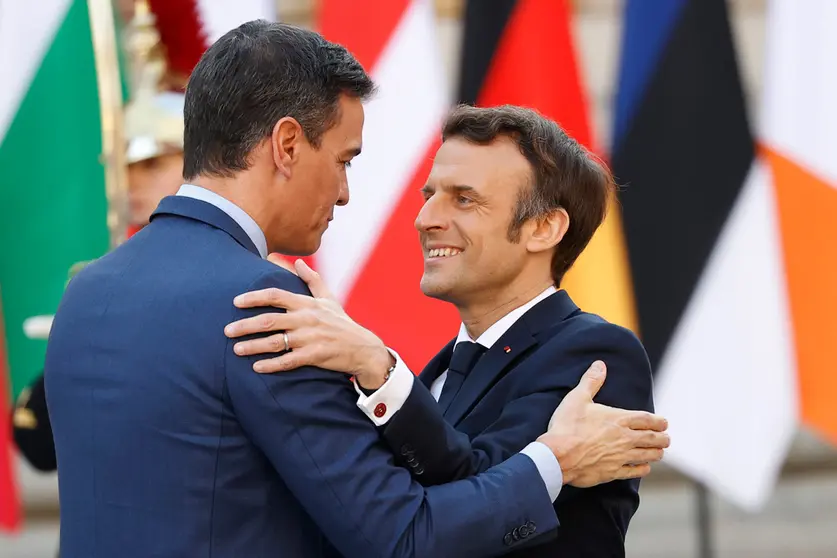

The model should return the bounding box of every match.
[537,361,669,488]
[224,255,394,387]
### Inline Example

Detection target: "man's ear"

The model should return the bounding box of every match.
[526,207,569,254]
[271,117,304,179]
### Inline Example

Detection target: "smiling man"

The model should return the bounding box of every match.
[227,104,658,556]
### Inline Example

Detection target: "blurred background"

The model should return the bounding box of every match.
[2,0,836,556]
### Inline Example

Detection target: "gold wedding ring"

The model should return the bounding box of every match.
[283,332,290,352]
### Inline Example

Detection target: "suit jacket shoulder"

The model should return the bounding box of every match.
[527,312,653,411]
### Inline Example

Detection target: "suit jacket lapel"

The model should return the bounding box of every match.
[444,290,580,425]
[150,195,261,257]
[418,339,456,389]
[444,328,537,425]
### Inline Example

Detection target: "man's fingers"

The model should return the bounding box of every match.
[614,463,652,481]
[293,260,337,302]
[621,410,669,432]
[624,447,665,465]
[570,361,607,401]
[233,328,316,357]
[252,347,315,373]
[225,312,297,338]
[233,287,310,311]
[632,430,671,450]
[234,332,286,357]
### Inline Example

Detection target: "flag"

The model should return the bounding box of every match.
[759,0,837,461]
[0,0,113,530]
[315,0,458,370]
[0,295,20,531]
[611,0,803,510]
[456,0,637,331]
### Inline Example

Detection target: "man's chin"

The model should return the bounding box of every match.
[270,236,321,257]
[419,277,455,302]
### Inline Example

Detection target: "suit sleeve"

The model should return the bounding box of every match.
[224,269,559,558]
[381,324,653,485]
[379,322,654,554]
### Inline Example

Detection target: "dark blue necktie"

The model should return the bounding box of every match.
[438,341,486,411]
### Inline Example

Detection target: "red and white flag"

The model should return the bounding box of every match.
[315,0,460,370]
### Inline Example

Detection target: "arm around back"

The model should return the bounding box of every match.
[379,377,480,485]
[224,269,560,558]
[379,320,654,487]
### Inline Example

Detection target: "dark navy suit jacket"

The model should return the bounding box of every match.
[43,195,559,558]
[379,290,654,557]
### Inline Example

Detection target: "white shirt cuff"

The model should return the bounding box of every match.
[354,348,414,426]
[520,441,563,502]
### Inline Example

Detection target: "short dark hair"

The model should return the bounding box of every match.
[182,20,375,179]
[441,104,614,286]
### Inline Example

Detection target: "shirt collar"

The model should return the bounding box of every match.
[175,184,268,258]
[455,286,558,349]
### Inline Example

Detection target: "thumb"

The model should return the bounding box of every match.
[574,360,607,400]
[294,259,336,301]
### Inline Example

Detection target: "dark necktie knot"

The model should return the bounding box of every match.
[448,341,486,377]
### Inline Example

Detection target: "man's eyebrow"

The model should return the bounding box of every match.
[421,184,478,193]
[447,184,486,201]
[420,183,485,198]
[420,184,487,206]
[447,184,478,194]
[342,146,362,158]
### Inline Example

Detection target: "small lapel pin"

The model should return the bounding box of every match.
[503,346,511,353]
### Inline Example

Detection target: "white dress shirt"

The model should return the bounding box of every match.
[355,286,564,501]
[176,184,268,258]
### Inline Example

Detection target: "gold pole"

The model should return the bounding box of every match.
[87,0,129,249]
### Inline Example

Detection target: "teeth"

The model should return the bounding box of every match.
[429,248,461,258]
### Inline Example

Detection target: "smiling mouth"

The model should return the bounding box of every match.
[427,247,463,259]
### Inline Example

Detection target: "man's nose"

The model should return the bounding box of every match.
[337,178,349,206]
[414,195,448,232]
